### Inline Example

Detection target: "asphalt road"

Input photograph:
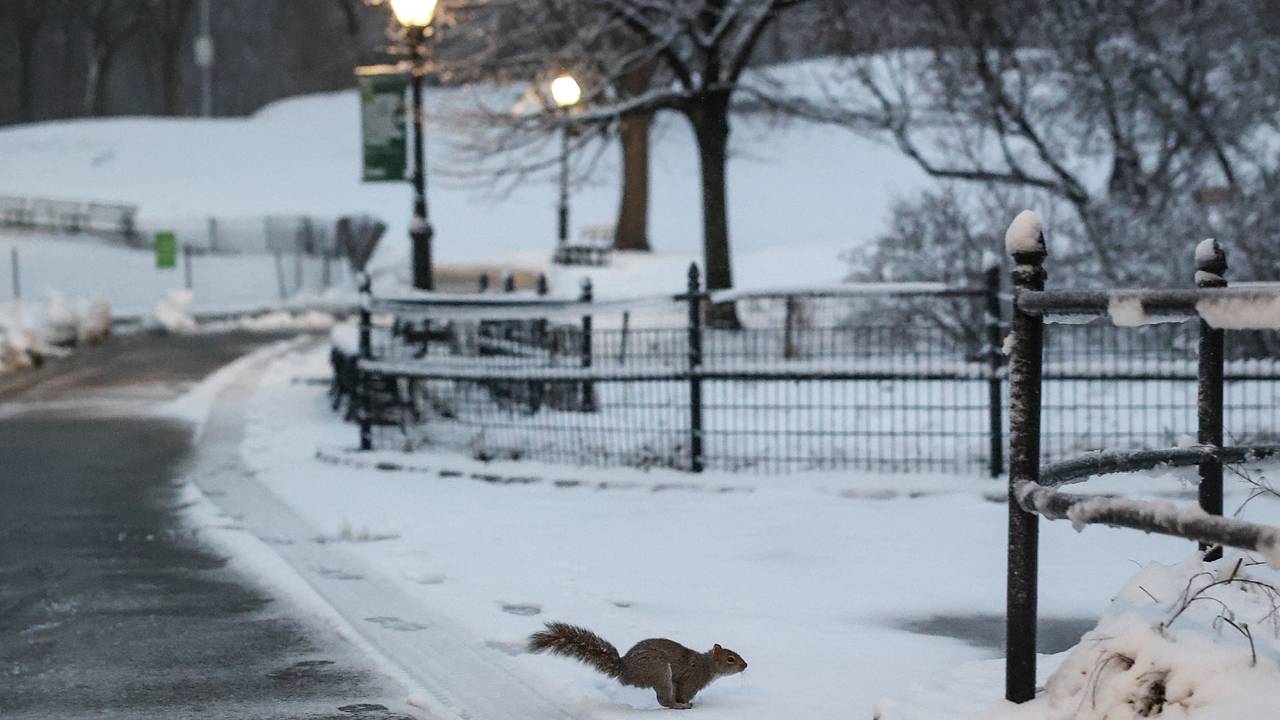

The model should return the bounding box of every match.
[0,332,418,719]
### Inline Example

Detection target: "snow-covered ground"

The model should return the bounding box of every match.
[181,342,1280,719]
[0,59,928,290]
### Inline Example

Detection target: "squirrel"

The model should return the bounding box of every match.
[527,622,747,710]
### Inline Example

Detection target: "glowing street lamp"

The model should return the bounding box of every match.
[390,0,438,28]
[391,0,439,289]
[550,74,582,109]
[551,74,582,248]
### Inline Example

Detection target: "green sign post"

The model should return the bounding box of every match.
[155,231,177,269]
[358,66,408,182]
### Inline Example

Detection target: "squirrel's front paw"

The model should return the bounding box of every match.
[661,701,693,710]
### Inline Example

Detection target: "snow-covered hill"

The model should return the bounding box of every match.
[0,59,928,289]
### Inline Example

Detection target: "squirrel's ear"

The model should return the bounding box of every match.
[713,644,722,653]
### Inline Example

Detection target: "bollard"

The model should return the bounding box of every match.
[1196,239,1227,561]
[1005,211,1046,704]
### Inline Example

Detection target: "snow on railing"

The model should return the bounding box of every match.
[1001,212,1280,705]
[1016,286,1280,329]
[1015,479,1280,566]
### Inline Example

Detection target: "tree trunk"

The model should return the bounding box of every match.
[17,34,36,122]
[688,92,739,328]
[161,49,182,115]
[613,111,653,251]
[89,50,113,116]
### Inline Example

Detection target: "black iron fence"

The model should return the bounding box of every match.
[335,268,1008,475]
[331,258,1280,476]
[1001,227,1280,705]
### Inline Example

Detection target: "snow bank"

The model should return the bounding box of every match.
[0,303,41,372]
[1004,211,1044,256]
[155,289,196,333]
[987,554,1280,720]
[0,295,109,373]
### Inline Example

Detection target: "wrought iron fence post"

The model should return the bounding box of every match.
[358,272,373,451]
[1196,239,1227,561]
[783,295,798,360]
[687,264,705,473]
[986,263,1005,478]
[1005,215,1046,704]
[580,277,596,412]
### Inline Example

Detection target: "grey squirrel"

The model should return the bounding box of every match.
[527,622,747,710]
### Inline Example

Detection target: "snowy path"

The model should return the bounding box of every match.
[187,341,582,720]
[0,332,418,719]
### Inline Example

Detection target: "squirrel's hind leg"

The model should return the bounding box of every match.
[654,665,693,710]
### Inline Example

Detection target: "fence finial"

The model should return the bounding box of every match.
[1195,238,1227,288]
[579,276,593,302]
[357,271,372,295]
[1005,210,1046,260]
[687,262,701,292]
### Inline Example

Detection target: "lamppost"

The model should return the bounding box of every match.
[550,73,582,249]
[390,0,438,290]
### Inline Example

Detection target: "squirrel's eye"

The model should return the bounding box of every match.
[727,657,737,663]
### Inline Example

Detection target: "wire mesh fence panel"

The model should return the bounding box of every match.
[346,283,1280,476]
[1039,321,1280,462]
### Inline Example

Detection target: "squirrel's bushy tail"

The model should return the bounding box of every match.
[528,622,623,678]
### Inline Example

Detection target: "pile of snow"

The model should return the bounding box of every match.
[0,303,42,372]
[989,554,1280,719]
[880,553,1280,719]
[0,293,112,373]
[216,309,337,333]
[155,289,196,333]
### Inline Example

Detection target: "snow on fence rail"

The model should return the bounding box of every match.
[1000,217,1280,706]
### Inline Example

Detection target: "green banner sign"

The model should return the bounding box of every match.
[358,68,408,182]
[155,231,177,269]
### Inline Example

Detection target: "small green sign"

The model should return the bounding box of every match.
[155,231,177,269]
[358,67,408,182]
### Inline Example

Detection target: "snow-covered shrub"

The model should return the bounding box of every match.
[79,299,112,345]
[989,554,1280,720]
[155,289,196,333]
[43,291,80,347]
[0,303,40,372]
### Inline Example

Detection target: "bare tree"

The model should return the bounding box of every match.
[146,0,195,115]
[83,0,150,116]
[0,0,51,122]
[820,0,1280,284]
[448,0,813,325]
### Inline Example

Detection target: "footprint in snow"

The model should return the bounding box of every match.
[313,566,364,581]
[484,639,527,656]
[410,573,446,585]
[363,616,428,632]
[500,602,542,616]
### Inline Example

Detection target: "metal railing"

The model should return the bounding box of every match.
[332,255,1280,476]
[0,195,138,241]
[1002,230,1280,704]
[335,267,1009,475]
